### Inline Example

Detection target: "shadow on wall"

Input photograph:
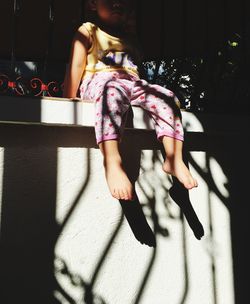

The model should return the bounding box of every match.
[0,113,249,304]
[0,145,58,303]
[184,115,250,304]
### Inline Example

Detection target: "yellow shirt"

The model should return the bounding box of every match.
[82,22,139,78]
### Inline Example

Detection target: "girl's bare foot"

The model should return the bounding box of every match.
[163,158,198,190]
[104,160,134,200]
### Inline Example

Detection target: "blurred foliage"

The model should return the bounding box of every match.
[143,32,250,113]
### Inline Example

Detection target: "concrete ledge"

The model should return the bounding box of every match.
[0,95,249,136]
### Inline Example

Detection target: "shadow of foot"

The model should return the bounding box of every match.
[169,179,204,240]
[119,194,156,247]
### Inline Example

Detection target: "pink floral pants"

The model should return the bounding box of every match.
[80,71,184,144]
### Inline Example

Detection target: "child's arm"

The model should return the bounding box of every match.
[63,25,91,98]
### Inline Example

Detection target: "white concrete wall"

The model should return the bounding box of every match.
[1,96,248,304]
[52,147,233,304]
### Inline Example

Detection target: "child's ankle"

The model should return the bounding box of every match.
[103,155,122,167]
[165,155,183,164]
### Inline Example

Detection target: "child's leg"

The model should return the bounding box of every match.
[99,139,133,200]
[131,80,197,189]
[80,72,135,200]
[161,136,198,189]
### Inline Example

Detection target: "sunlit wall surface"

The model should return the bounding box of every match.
[0,109,244,304]
[54,146,234,304]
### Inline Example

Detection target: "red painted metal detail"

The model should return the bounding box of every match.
[0,74,63,97]
[41,83,48,91]
[8,81,16,88]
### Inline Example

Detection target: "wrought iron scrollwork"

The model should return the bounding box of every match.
[0,73,63,97]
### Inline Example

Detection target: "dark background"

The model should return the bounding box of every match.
[0,0,250,111]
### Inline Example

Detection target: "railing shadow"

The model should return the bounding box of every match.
[0,107,247,304]
[185,117,250,304]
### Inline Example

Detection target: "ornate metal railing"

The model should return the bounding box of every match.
[0,74,63,97]
[0,60,64,97]
[0,0,84,98]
